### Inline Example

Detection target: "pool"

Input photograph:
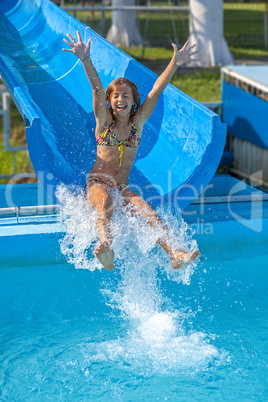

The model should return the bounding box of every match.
[0,255,267,400]
[0,176,268,400]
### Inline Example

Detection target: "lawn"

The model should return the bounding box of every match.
[0,101,31,184]
[70,1,268,51]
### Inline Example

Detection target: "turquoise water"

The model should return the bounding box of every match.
[0,253,267,401]
[1,186,267,400]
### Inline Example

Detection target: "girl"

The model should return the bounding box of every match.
[63,31,200,271]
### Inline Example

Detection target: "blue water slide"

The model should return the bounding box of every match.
[0,0,226,210]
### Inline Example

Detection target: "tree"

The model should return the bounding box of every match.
[106,0,143,47]
[188,0,233,66]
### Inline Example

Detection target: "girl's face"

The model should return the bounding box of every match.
[109,85,135,117]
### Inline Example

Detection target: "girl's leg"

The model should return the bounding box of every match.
[86,183,115,271]
[122,189,200,269]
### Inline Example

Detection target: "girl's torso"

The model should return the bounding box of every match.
[96,120,141,148]
[90,118,143,184]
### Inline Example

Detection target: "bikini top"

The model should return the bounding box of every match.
[96,120,141,167]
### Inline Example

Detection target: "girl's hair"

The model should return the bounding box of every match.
[105,77,140,116]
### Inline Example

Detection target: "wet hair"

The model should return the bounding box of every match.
[105,77,140,116]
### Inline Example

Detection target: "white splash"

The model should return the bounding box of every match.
[56,184,224,375]
[56,184,99,271]
[56,183,198,282]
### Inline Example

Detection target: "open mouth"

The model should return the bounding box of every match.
[117,105,127,111]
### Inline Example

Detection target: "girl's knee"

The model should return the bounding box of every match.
[88,187,114,217]
[129,196,158,219]
[131,196,153,211]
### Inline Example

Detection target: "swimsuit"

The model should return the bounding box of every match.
[85,120,140,194]
[85,176,128,193]
[96,120,141,167]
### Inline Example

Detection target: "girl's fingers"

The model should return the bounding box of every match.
[63,38,74,47]
[85,38,92,52]
[182,41,189,50]
[62,48,73,52]
[77,31,82,43]
[173,42,198,54]
[86,38,92,47]
[67,33,76,44]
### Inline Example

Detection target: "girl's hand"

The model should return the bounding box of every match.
[171,41,199,66]
[63,31,92,62]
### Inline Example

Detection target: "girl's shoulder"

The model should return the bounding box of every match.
[131,111,144,135]
[95,115,114,136]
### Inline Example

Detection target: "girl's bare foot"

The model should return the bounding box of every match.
[170,250,200,269]
[94,242,114,271]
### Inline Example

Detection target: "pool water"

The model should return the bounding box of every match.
[0,252,267,401]
[1,185,267,401]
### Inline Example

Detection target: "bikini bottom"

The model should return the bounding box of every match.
[85,176,128,194]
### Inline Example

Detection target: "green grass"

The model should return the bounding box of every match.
[0,143,30,184]
[224,5,266,48]
[171,70,221,103]
[0,99,33,184]
[229,46,268,59]
[121,44,268,62]
[70,1,268,51]
[120,46,174,61]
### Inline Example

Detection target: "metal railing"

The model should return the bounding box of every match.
[60,1,190,46]
[0,88,33,181]
[55,1,268,49]
[0,205,58,218]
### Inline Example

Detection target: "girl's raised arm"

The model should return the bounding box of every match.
[135,42,198,126]
[63,31,110,128]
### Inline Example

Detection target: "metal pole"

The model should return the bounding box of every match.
[101,0,106,37]
[168,0,179,44]
[91,0,94,21]
[265,0,268,49]
[3,92,11,152]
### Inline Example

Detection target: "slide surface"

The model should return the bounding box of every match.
[0,0,226,210]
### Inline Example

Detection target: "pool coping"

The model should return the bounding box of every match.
[0,175,268,267]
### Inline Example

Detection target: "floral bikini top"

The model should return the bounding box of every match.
[96,120,141,167]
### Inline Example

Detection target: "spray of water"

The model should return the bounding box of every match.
[56,184,197,279]
[56,184,225,374]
